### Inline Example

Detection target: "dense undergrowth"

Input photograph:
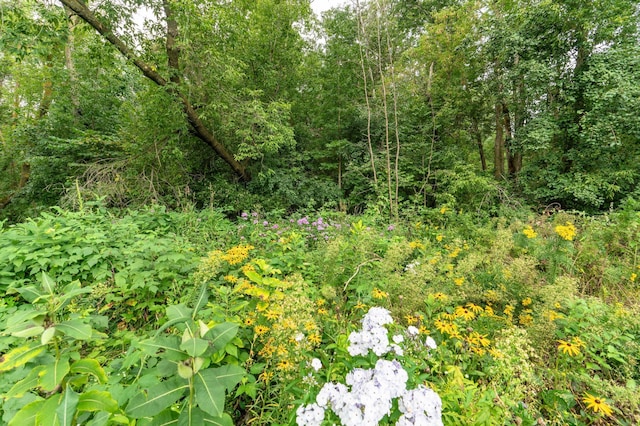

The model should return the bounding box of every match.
[0,201,639,425]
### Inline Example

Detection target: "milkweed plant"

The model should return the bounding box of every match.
[296,307,443,426]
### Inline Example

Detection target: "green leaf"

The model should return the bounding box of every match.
[243,270,262,285]
[6,365,46,398]
[69,359,108,384]
[138,336,188,361]
[167,304,191,322]
[207,365,245,391]
[192,283,209,319]
[8,399,44,426]
[202,413,234,426]
[57,384,80,426]
[193,370,225,417]
[85,411,110,426]
[204,323,238,352]
[0,343,46,372]
[41,271,56,295]
[77,390,119,413]
[37,393,63,426]
[125,377,189,418]
[178,405,204,426]
[180,338,209,357]
[140,409,178,425]
[39,356,70,391]
[41,326,56,345]
[56,319,93,340]
[11,324,45,338]
[15,285,44,303]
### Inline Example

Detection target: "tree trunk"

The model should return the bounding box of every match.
[494,102,504,179]
[472,117,487,171]
[503,103,521,177]
[60,0,251,182]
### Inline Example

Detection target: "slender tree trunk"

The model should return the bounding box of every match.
[38,55,54,119]
[63,5,81,117]
[494,102,504,179]
[384,11,401,219]
[59,0,251,182]
[472,117,487,171]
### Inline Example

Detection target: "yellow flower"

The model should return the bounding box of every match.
[224,275,238,283]
[453,277,465,286]
[281,318,296,329]
[354,302,367,310]
[554,222,576,241]
[572,336,586,348]
[521,297,532,307]
[630,273,637,282]
[222,244,254,265]
[265,309,281,321]
[244,317,255,326]
[488,348,504,359]
[316,299,326,306]
[440,206,448,214]
[448,248,460,258]
[518,313,533,326]
[418,325,430,335]
[433,292,448,301]
[436,235,443,242]
[372,288,389,299]
[308,333,322,345]
[405,315,418,325]
[276,360,294,371]
[522,226,537,239]
[557,339,581,356]
[455,306,475,321]
[582,393,613,416]
[503,305,514,316]
[303,321,317,332]
[259,371,274,382]
[409,240,425,250]
[318,307,328,315]
[439,312,457,321]
[466,303,483,314]
[254,325,269,336]
[545,310,563,321]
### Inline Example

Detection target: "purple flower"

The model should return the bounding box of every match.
[272,224,279,229]
[241,212,249,219]
[387,225,395,231]
[263,221,269,226]
[298,217,309,225]
[252,212,258,217]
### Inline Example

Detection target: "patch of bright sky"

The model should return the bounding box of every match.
[311,0,349,16]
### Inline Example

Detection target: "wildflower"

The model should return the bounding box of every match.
[348,307,393,357]
[393,334,405,344]
[433,292,448,301]
[354,301,367,310]
[419,325,430,335]
[407,326,419,337]
[424,336,437,350]
[304,321,317,332]
[630,273,637,282]
[308,333,322,345]
[454,306,475,321]
[522,226,537,239]
[440,206,447,214]
[265,309,280,320]
[454,277,465,286]
[296,403,325,426]
[294,332,305,342]
[317,307,328,315]
[224,275,238,283]
[310,358,322,372]
[571,336,586,348]
[222,244,254,265]
[554,222,577,241]
[518,313,533,326]
[316,299,326,306]
[503,305,514,316]
[545,310,563,321]
[254,325,269,335]
[557,339,581,356]
[409,240,425,250]
[387,224,396,231]
[436,235,443,242]
[244,317,255,326]
[405,315,418,325]
[397,385,443,426]
[372,288,389,299]
[259,371,274,382]
[488,348,504,359]
[521,297,532,307]
[582,393,613,416]
[466,303,483,314]
[448,248,461,258]
[277,360,294,371]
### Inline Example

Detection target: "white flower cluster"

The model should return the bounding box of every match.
[296,307,443,426]
[347,306,394,356]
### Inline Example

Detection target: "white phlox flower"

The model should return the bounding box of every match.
[424,336,437,350]
[393,334,404,344]
[407,326,420,337]
[348,307,394,356]
[310,358,323,372]
[397,385,443,426]
[296,403,325,426]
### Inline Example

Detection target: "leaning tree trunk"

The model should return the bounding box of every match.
[59,0,251,182]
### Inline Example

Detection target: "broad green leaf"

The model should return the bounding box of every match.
[193,370,225,417]
[243,270,262,285]
[125,377,188,418]
[8,399,44,426]
[85,411,110,426]
[56,319,92,340]
[204,323,238,352]
[192,283,209,319]
[166,304,191,322]
[57,384,80,426]
[180,338,209,357]
[6,365,46,398]
[138,336,187,361]
[12,324,45,338]
[41,272,56,295]
[41,326,56,344]
[202,413,233,426]
[5,308,46,331]
[15,285,44,303]
[37,393,63,426]
[39,356,70,391]
[138,409,178,426]
[77,390,119,413]
[177,405,203,426]
[0,343,46,372]
[207,365,245,391]
[70,359,108,384]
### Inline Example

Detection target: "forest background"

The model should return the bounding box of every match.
[1,0,640,425]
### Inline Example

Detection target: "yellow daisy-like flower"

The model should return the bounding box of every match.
[303,321,317,332]
[557,339,581,356]
[265,309,281,321]
[448,248,461,258]
[224,275,238,283]
[276,360,294,371]
[405,315,418,325]
[433,292,448,301]
[254,325,270,336]
[521,297,532,307]
[409,240,425,250]
[436,235,443,242]
[582,393,613,416]
[318,307,328,315]
[466,303,483,314]
[259,371,274,383]
[244,317,255,326]
[572,336,586,348]
[453,277,465,286]
[418,325,430,335]
[354,302,367,310]
[454,306,475,321]
[503,305,514,316]
[439,312,457,321]
[630,273,637,283]
[554,222,577,241]
[308,333,322,345]
[281,318,296,330]
[316,299,326,306]
[522,226,537,239]
[372,288,389,299]
[545,310,563,321]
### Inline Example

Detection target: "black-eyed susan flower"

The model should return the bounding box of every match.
[521,297,532,307]
[455,306,475,321]
[308,333,322,345]
[254,325,269,336]
[582,393,613,416]
[454,277,465,286]
[276,360,294,371]
[557,339,581,356]
[354,301,367,310]
[466,303,483,314]
[433,292,448,301]
[523,226,537,238]
[372,288,389,299]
